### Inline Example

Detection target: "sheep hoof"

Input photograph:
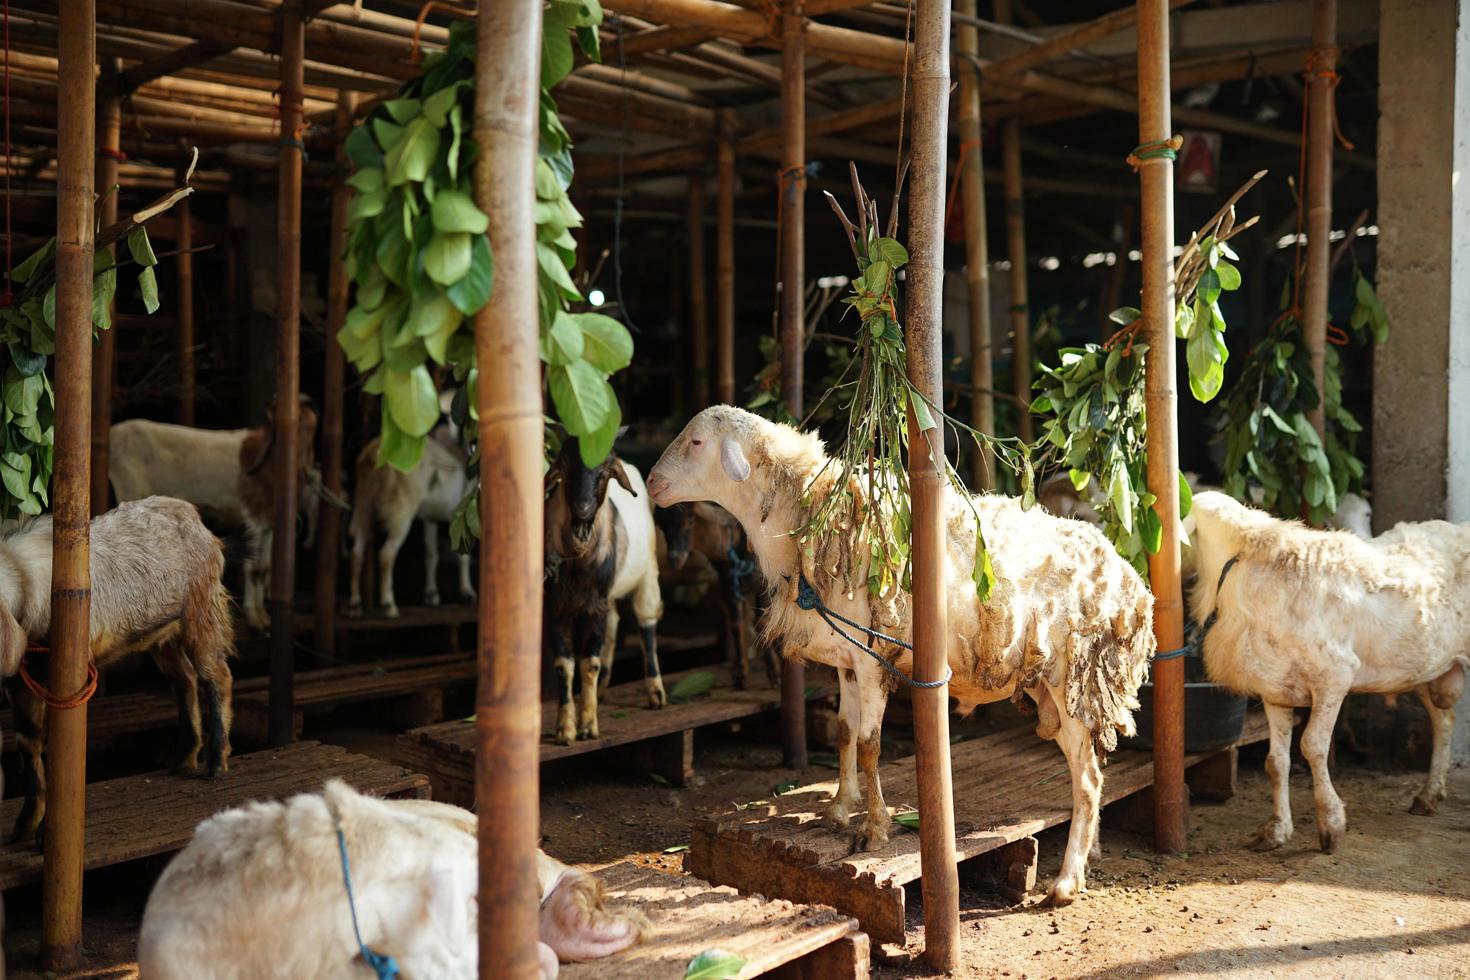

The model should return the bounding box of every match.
[383,604,401,620]
[554,728,576,747]
[855,826,888,852]
[1247,826,1287,852]
[647,685,667,709]
[1048,878,1080,907]
[424,593,441,607]
[460,588,477,603]
[821,804,851,831]
[345,602,364,619]
[1409,795,1437,816]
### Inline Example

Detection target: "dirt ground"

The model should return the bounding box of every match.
[6,722,1470,979]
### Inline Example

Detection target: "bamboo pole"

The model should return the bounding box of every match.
[999,121,1031,441]
[1302,0,1336,442]
[1137,0,1187,855]
[778,0,808,770]
[688,175,710,407]
[43,0,95,969]
[716,111,736,405]
[955,0,991,491]
[175,158,196,426]
[268,1,305,748]
[314,90,357,660]
[907,0,960,969]
[90,58,121,516]
[475,1,544,976]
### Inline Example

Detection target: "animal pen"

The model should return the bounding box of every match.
[0,0,1467,978]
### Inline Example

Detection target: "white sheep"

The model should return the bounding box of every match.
[1187,491,1469,852]
[648,406,1154,905]
[109,401,320,630]
[347,426,475,619]
[0,496,236,841]
[138,781,644,979]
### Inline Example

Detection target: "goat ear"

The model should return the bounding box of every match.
[610,460,635,496]
[0,600,26,678]
[719,438,750,483]
[544,465,564,494]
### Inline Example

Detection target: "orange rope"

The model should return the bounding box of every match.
[943,137,981,230]
[19,646,99,711]
[409,1,474,65]
[1305,47,1355,151]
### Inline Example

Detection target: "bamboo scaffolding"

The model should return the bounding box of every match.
[90,59,121,516]
[1302,0,1336,442]
[1137,0,1187,856]
[778,0,808,770]
[475,1,544,975]
[716,112,736,405]
[688,176,711,407]
[314,90,356,661]
[1000,120,1031,441]
[43,0,95,969]
[268,1,305,748]
[176,157,195,425]
[907,0,961,969]
[956,0,992,490]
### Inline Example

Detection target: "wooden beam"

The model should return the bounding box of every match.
[981,0,1194,82]
[91,61,121,517]
[474,0,545,974]
[688,176,710,407]
[997,1,1031,445]
[101,38,233,98]
[956,0,992,491]
[716,112,737,405]
[43,0,96,970]
[618,23,711,56]
[1302,0,1337,445]
[176,157,195,427]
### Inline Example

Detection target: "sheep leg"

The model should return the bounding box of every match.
[151,646,203,775]
[578,610,611,740]
[456,550,476,602]
[6,676,46,844]
[376,511,414,619]
[854,694,892,852]
[1048,705,1103,906]
[822,669,863,832]
[347,518,369,617]
[1411,663,1464,815]
[551,618,577,746]
[1249,702,1297,851]
[1300,690,1349,853]
[422,518,442,607]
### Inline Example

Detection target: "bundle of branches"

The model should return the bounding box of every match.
[1032,171,1264,577]
[0,154,196,518]
[796,167,1032,601]
[1211,220,1388,524]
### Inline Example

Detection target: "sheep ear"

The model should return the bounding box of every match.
[720,438,750,483]
[610,460,635,496]
[420,858,471,943]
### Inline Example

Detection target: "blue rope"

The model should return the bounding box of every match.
[794,575,953,689]
[727,546,757,603]
[334,824,401,980]
[1153,556,1239,664]
[1151,646,1190,662]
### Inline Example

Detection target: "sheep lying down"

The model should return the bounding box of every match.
[1188,491,1469,853]
[139,781,644,979]
[649,407,1155,905]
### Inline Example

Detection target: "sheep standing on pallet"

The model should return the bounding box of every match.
[545,438,665,745]
[108,397,321,630]
[348,425,475,619]
[1187,491,1469,851]
[0,496,236,842]
[649,407,1154,905]
[655,501,778,689]
[139,780,644,980]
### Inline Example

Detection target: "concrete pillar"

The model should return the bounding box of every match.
[1374,0,1470,759]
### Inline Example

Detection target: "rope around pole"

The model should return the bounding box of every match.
[793,574,953,689]
[18,647,100,711]
[1126,134,1182,172]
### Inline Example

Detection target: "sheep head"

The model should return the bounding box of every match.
[647,406,760,509]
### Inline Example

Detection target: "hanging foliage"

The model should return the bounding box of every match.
[1210,260,1387,523]
[797,170,1032,602]
[0,174,188,520]
[339,0,631,493]
[1031,173,1264,577]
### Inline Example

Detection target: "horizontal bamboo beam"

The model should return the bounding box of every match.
[101,37,233,97]
[556,75,717,130]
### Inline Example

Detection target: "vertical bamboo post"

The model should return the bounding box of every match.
[1137,0,1187,855]
[43,0,95,969]
[314,90,357,660]
[90,57,121,516]
[475,2,544,976]
[778,0,808,769]
[955,0,992,490]
[1302,0,1337,441]
[176,158,196,426]
[688,175,710,407]
[268,1,305,747]
[907,0,960,969]
[995,0,1031,443]
[716,111,737,405]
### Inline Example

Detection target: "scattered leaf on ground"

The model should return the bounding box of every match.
[684,949,747,980]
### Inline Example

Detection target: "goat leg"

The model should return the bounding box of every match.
[639,622,665,709]
[7,678,46,844]
[552,620,578,746]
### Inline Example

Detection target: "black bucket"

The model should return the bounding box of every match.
[1118,637,1247,753]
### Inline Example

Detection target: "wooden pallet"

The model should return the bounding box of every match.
[394,665,829,807]
[0,741,428,891]
[562,861,869,980]
[0,691,175,753]
[685,712,1272,945]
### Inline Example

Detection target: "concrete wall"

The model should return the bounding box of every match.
[1375,0,1470,760]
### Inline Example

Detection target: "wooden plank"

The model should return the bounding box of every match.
[687,710,1276,943]
[560,861,865,980]
[0,741,428,890]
